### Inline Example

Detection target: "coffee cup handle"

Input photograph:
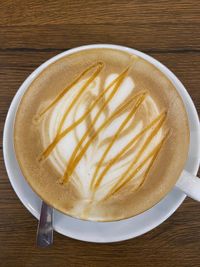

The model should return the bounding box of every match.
[176,170,200,201]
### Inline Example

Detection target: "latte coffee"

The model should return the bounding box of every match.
[14,48,189,221]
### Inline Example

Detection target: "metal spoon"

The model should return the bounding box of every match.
[36,201,54,247]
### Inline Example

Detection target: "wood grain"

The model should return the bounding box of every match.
[0,1,200,266]
[0,0,199,25]
[1,23,200,51]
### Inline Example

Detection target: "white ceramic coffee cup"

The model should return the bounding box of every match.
[3,44,200,242]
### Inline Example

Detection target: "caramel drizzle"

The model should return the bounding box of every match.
[91,111,166,190]
[102,131,169,201]
[37,61,169,198]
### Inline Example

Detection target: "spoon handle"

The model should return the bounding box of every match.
[36,201,54,247]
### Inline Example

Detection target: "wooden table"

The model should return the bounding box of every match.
[0,1,199,266]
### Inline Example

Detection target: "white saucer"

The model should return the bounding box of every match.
[3,45,200,243]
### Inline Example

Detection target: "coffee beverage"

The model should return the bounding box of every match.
[14,48,189,221]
